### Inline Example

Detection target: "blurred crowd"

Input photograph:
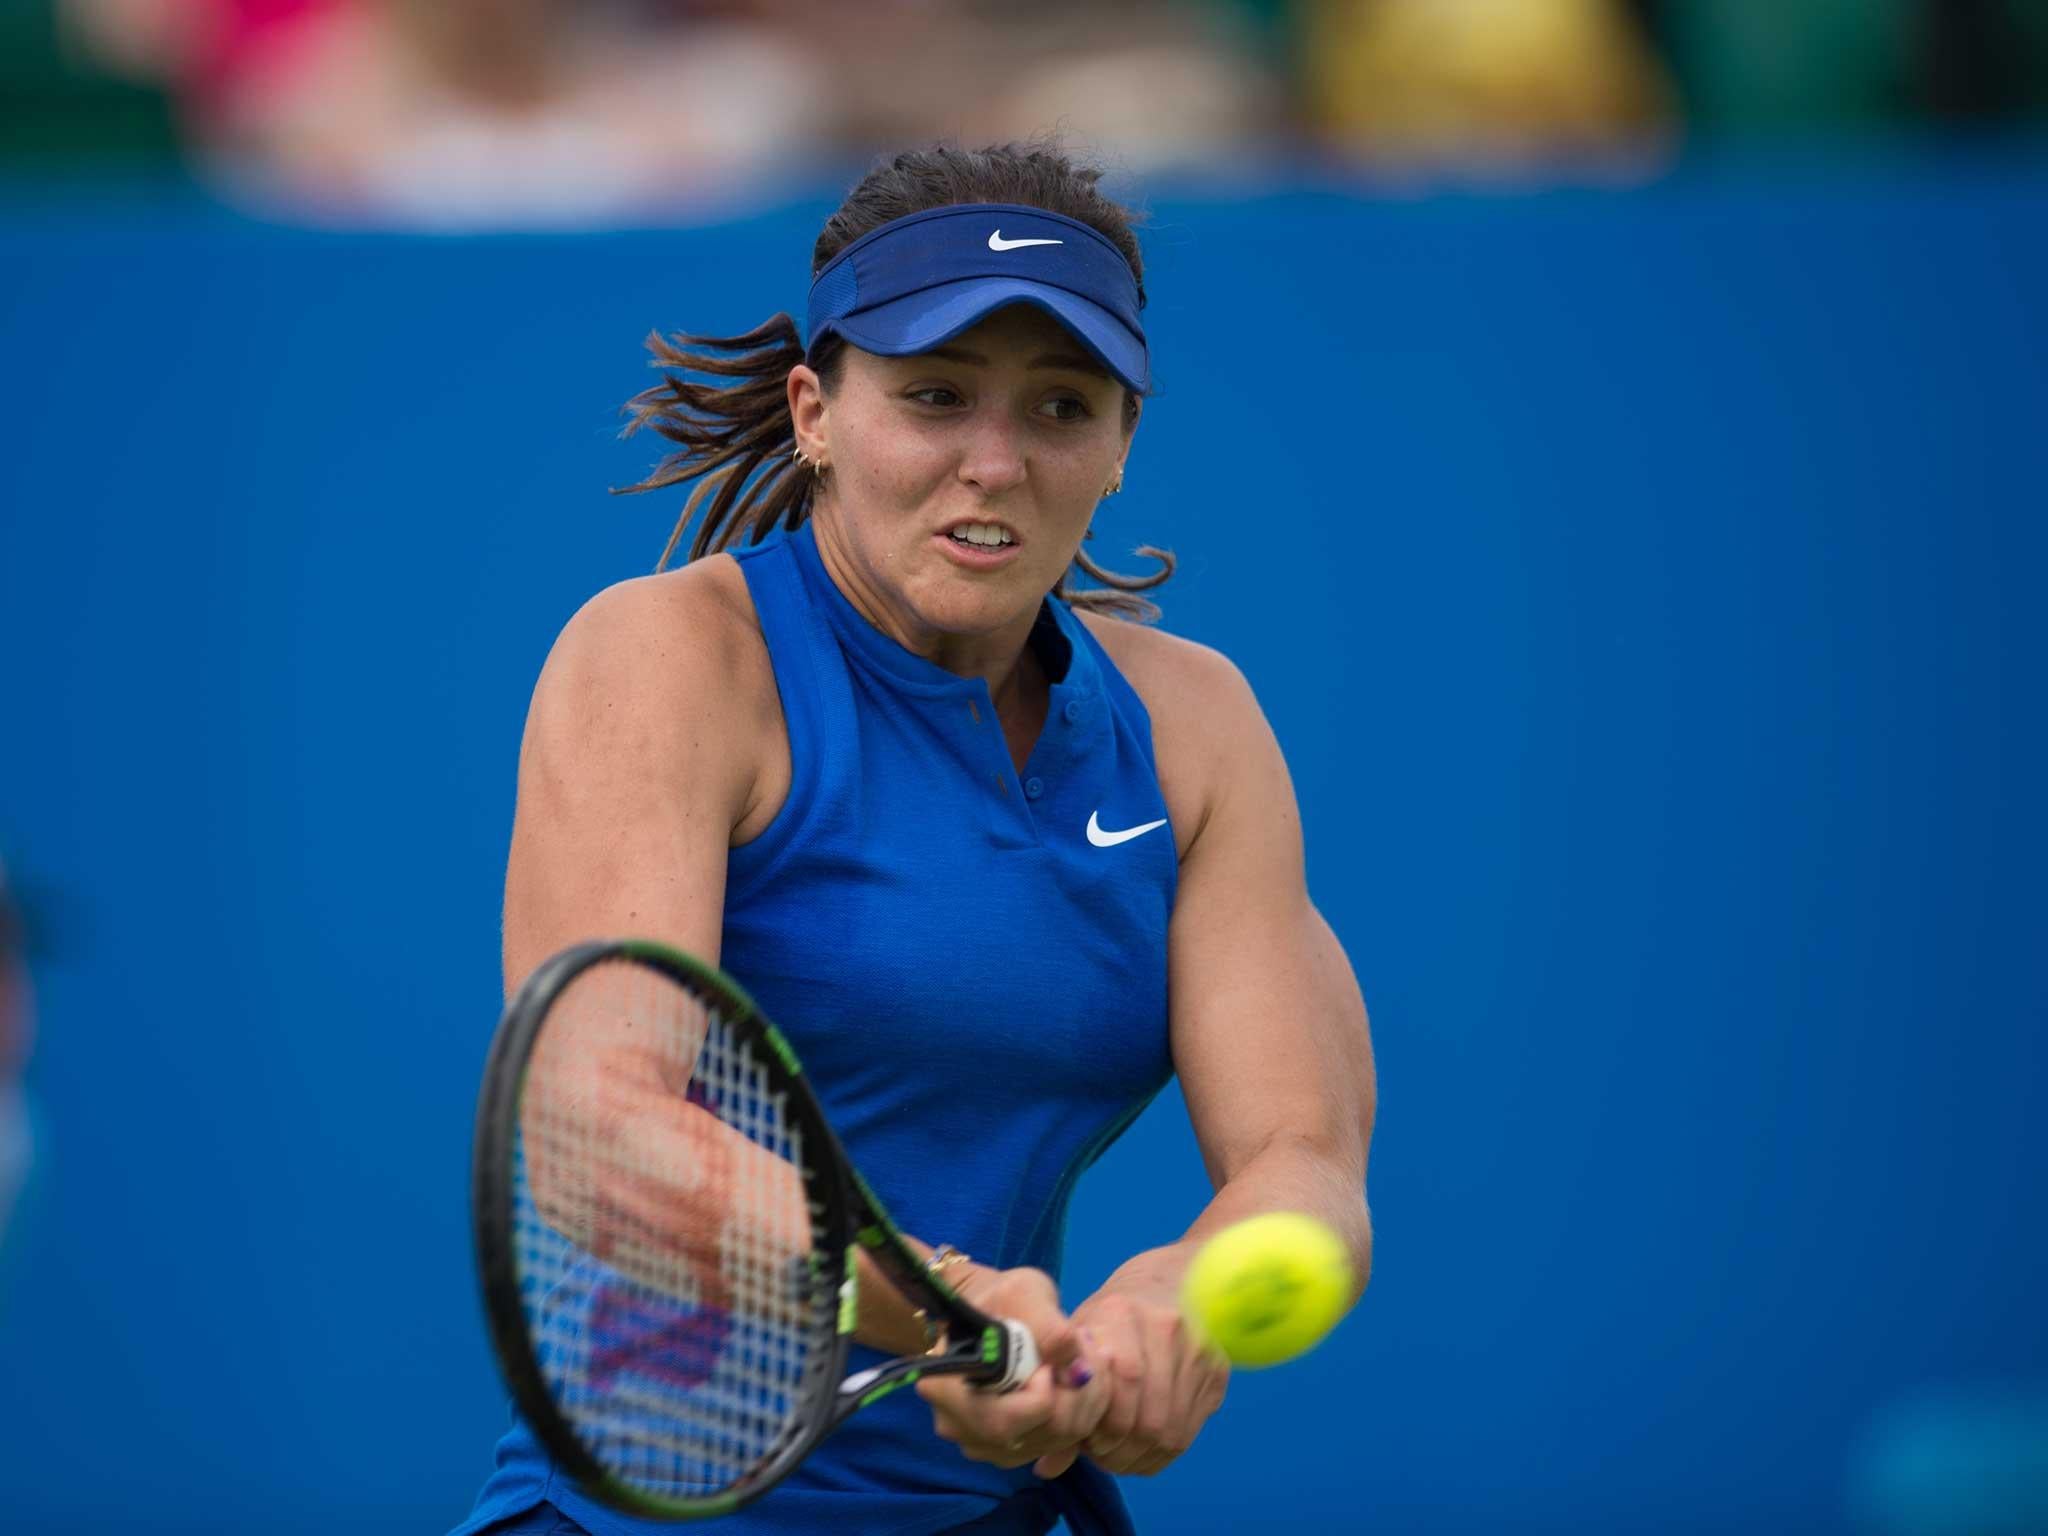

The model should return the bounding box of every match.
[2,0,2047,222]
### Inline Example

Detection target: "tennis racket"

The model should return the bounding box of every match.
[472,938,1041,1521]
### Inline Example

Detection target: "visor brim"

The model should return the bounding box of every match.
[820,277,1149,395]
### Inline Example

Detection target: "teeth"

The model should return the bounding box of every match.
[952,523,1013,547]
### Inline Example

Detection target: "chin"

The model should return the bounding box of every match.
[913,589,1024,637]
[910,569,1045,636]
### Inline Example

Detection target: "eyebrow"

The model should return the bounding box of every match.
[922,345,1112,381]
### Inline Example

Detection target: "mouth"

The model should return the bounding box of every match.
[934,518,1021,570]
[941,519,1018,551]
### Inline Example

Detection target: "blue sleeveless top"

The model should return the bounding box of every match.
[456,522,1176,1536]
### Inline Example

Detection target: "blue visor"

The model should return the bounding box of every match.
[805,202,1149,394]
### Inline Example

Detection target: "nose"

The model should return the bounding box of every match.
[956,410,1027,498]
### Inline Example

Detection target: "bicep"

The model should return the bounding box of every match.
[1165,672,1376,1191]
[502,580,753,998]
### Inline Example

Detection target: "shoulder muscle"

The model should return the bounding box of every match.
[503,556,774,992]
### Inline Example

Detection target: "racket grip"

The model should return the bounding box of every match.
[991,1318,1040,1392]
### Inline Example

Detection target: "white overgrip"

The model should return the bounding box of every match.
[993,1318,1040,1393]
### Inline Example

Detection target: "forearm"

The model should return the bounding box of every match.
[852,1241,929,1355]
[853,1237,995,1355]
[531,1036,970,1357]
[1107,1134,1373,1302]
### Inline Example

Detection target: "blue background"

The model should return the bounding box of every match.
[2,150,2044,1532]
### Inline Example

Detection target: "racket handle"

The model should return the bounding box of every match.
[991,1318,1040,1392]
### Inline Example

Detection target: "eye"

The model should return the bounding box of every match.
[1038,395,1091,422]
[908,387,963,408]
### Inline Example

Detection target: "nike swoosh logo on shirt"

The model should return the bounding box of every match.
[989,231,1064,251]
[1087,810,1168,848]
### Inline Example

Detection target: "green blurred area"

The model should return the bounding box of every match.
[0,0,178,164]
[1650,0,2048,130]
[1657,0,1918,129]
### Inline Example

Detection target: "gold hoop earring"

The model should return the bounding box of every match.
[1103,468,1124,497]
[793,446,829,475]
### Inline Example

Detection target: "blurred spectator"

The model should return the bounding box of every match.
[1298,0,1674,166]
[782,0,1284,173]
[55,0,1280,224]
[61,0,833,223]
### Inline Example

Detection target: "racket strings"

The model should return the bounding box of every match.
[514,957,826,1501]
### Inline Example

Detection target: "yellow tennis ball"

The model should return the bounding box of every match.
[1180,1212,1353,1369]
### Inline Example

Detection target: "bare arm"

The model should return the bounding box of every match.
[1065,628,1377,1477]
[504,568,814,1311]
[1144,651,1375,1291]
[502,568,754,991]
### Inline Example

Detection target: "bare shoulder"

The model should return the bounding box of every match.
[506,555,784,985]
[524,554,784,828]
[545,553,764,689]
[1075,610,1256,722]
[1075,610,1270,859]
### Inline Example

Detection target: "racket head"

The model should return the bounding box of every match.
[473,940,854,1520]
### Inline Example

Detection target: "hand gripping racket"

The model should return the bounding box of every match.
[472,939,1040,1520]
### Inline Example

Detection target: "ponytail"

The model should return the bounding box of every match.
[616,315,839,573]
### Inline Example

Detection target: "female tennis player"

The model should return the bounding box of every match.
[454,141,1376,1536]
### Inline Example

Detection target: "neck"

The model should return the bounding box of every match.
[809,511,1045,701]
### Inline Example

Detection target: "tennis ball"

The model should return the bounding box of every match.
[1180,1212,1353,1369]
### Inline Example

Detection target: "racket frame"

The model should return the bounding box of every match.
[473,938,1036,1522]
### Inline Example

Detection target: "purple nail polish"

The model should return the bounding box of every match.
[1067,1364,1094,1388]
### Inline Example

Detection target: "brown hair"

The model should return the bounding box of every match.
[616,140,1173,619]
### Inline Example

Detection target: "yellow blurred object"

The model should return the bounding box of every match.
[1180,1212,1354,1369]
[1303,0,1674,160]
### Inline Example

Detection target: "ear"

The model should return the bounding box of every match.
[789,364,829,459]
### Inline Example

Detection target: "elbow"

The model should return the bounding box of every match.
[1349,1202,1374,1302]
[1246,1129,1375,1295]
[1307,1133,1374,1299]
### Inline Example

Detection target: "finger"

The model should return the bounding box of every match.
[1027,1381,1109,1477]
[1050,1361,1112,1449]
[916,1374,971,1414]
[1083,1332,1145,1466]
[1061,1325,1103,1392]
[985,1359,1056,1422]
[919,1373,1033,1466]
[979,1267,1080,1368]
[1075,1331,1115,1409]
[1164,1340,1223,1449]
[1130,1329,1227,1477]
[1130,1313,1188,1467]
[957,1365,1063,1464]
[1033,1362,1111,1479]
[919,1342,1066,1419]
[1133,1379,1217,1477]
[1099,1316,1181,1475]
[1188,1352,1230,1425]
[1033,1444,1081,1480]
[1018,1308,1083,1379]
[1135,1364,1212,1477]
[1131,1445,1179,1477]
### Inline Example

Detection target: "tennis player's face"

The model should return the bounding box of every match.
[798,305,1134,653]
